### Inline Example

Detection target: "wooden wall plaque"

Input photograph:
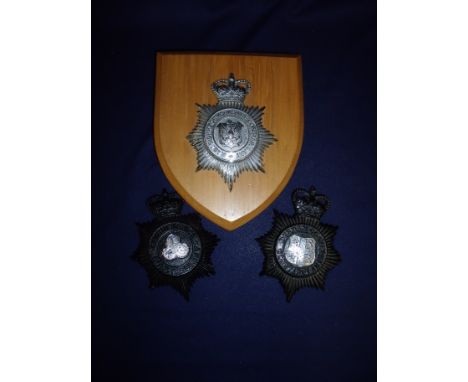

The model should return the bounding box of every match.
[154,52,303,230]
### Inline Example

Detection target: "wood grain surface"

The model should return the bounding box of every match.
[154,52,303,230]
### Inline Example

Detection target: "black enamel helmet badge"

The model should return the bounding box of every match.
[134,190,219,300]
[257,186,341,301]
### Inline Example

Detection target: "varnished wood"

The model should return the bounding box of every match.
[154,52,303,230]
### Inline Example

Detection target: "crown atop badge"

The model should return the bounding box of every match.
[211,73,251,104]
[292,187,330,219]
[147,190,183,218]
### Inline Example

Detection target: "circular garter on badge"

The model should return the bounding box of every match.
[256,186,341,301]
[187,73,277,191]
[134,190,219,300]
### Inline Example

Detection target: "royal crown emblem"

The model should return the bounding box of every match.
[187,73,277,191]
[154,53,303,230]
[257,186,341,301]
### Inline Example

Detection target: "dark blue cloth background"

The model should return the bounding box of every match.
[92,0,376,380]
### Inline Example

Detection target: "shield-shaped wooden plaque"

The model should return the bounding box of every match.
[154,52,303,230]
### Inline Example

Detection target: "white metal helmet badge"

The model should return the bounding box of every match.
[154,53,303,230]
[187,73,277,191]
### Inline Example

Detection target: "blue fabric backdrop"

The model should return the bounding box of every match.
[92,0,376,380]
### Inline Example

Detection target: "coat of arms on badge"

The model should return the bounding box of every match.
[187,73,277,191]
[154,53,303,230]
[257,187,341,301]
[134,190,219,300]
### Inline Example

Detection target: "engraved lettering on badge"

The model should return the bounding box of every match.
[207,109,255,163]
[283,234,316,267]
[161,233,190,260]
[188,73,277,190]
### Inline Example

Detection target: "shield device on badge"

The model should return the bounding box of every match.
[154,53,303,230]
